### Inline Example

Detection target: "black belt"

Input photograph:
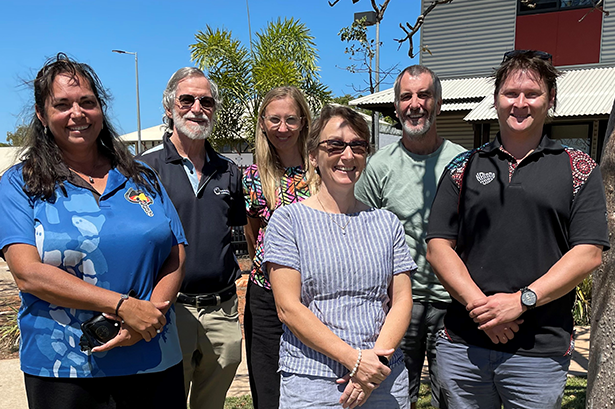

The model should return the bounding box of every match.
[177,284,236,308]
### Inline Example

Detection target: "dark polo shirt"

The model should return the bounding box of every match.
[427,134,609,357]
[138,134,247,294]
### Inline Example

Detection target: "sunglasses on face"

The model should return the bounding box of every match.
[318,139,370,155]
[502,50,553,63]
[262,115,303,130]
[176,94,216,110]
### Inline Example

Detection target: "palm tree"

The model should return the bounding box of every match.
[190,17,331,150]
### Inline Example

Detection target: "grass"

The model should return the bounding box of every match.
[223,377,587,409]
[0,306,19,352]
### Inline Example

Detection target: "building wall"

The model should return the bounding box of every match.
[420,0,516,77]
[602,0,615,63]
[437,112,476,149]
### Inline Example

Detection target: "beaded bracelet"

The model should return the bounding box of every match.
[348,349,362,378]
[115,294,130,317]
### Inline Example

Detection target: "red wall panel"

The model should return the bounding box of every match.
[515,8,602,66]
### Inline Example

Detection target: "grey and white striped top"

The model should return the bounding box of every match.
[263,202,417,378]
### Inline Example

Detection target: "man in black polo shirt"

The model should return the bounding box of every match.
[426,51,609,408]
[139,67,246,409]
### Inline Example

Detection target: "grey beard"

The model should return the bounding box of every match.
[173,112,213,140]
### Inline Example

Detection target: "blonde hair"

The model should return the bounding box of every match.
[255,86,313,209]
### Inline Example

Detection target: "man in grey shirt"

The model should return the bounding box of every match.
[355,65,465,409]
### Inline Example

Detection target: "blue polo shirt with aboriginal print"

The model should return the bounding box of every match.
[0,163,186,378]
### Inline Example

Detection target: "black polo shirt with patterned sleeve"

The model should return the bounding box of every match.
[138,134,247,294]
[426,134,609,357]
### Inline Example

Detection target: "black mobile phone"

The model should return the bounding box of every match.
[378,355,390,367]
[79,315,121,351]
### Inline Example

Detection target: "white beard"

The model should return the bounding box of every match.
[173,110,213,140]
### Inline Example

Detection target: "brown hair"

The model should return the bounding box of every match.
[306,105,371,188]
[20,53,160,200]
[494,50,561,110]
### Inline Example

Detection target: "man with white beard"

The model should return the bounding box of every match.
[355,65,465,409]
[139,67,246,409]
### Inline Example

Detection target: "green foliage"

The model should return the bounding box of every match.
[5,124,28,147]
[573,275,592,326]
[190,18,331,150]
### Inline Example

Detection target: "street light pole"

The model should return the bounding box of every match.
[374,19,380,151]
[354,11,380,151]
[112,49,142,154]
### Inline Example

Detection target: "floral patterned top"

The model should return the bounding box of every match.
[242,164,310,288]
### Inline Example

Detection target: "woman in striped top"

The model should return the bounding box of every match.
[264,105,415,408]
[242,86,314,409]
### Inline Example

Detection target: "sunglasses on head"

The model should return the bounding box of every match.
[177,94,216,110]
[318,139,370,155]
[502,50,553,63]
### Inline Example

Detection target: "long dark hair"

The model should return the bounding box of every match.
[21,53,159,200]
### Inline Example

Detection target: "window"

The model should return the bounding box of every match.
[518,0,594,14]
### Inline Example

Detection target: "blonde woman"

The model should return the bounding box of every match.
[242,86,313,409]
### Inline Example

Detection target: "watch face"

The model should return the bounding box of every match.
[522,289,537,307]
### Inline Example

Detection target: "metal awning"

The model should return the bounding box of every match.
[350,66,615,122]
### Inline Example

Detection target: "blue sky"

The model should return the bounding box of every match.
[0,0,420,143]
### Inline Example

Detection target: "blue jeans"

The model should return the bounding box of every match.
[399,300,448,408]
[279,360,409,409]
[436,335,570,409]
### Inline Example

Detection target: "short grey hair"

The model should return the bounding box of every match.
[393,65,442,105]
[162,67,221,130]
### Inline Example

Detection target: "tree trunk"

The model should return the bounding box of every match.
[587,130,615,408]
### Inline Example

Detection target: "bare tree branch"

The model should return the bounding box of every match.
[394,0,453,58]
[579,0,610,22]
[371,0,392,21]
[328,0,342,6]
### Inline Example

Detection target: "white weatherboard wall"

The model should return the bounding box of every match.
[420,0,517,78]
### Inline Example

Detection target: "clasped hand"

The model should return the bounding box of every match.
[466,293,524,344]
[336,348,393,408]
[91,298,169,352]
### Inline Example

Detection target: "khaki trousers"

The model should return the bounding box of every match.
[176,295,242,409]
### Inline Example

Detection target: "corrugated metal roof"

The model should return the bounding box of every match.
[441,101,480,112]
[464,66,615,121]
[350,76,492,107]
[349,88,394,107]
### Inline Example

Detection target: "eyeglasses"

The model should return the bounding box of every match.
[176,94,216,110]
[502,50,553,63]
[318,139,370,155]
[262,115,303,130]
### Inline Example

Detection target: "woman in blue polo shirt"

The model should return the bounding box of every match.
[0,54,187,408]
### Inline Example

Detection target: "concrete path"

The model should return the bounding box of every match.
[0,260,593,409]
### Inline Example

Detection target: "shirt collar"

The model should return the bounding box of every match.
[162,132,226,170]
[480,133,565,156]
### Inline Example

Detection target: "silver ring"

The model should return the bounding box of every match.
[156,329,161,334]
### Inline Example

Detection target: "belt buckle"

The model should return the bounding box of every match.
[195,293,222,308]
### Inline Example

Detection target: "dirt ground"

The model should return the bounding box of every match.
[0,257,253,360]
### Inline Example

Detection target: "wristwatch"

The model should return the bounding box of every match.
[520,287,537,310]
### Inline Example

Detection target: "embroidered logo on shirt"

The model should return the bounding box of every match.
[213,187,230,196]
[124,188,154,217]
[476,172,495,186]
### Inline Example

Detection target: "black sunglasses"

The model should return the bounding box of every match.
[177,94,216,110]
[502,50,552,63]
[318,139,370,155]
